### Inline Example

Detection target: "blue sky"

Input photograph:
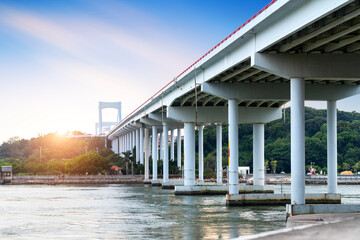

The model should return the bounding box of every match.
[0,0,359,143]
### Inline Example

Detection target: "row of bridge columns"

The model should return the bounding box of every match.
[113,84,339,205]
[115,122,227,185]
[114,118,270,188]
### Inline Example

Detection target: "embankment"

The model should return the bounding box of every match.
[10,175,144,185]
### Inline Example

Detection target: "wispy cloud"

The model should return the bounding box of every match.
[0,7,86,56]
[0,5,195,74]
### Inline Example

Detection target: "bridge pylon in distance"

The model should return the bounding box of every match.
[97,101,122,135]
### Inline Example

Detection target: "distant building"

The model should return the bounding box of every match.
[238,166,250,175]
[111,165,123,175]
[1,166,13,184]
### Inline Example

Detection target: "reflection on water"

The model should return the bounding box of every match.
[0,184,358,239]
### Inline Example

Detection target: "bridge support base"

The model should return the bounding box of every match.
[226,193,341,206]
[175,184,274,195]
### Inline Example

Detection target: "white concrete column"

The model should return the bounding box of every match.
[122,135,125,155]
[291,77,305,205]
[228,99,239,195]
[140,127,144,164]
[120,136,123,155]
[144,128,149,180]
[253,123,265,186]
[216,124,223,184]
[163,123,169,183]
[148,134,152,157]
[177,128,182,168]
[125,134,128,151]
[128,133,130,152]
[160,132,163,161]
[132,131,135,154]
[327,100,337,194]
[135,129,140,163]
[184,123,195,186]
[198,125,204,182]
[170,129,175,161]
[111,138,117,153]
[128,133,131,152]
[152,126,158,180]
[129,133,132,152]
[117,137,120,155]
[120,136,122,153]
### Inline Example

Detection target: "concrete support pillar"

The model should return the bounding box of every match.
[160,132,163,161]
[228,99,239,195]
[152,126,158,180]
[184,123,195,186]
[123,135,126,154]
[170,129,175,161]
[135,129,140,163]
[122,136,124,155]
[216,124,223,184]
[198,125,204,182]
[163,123,169,183]
[132,131,135,154]
[129,132,133,153]
[117,137,120,155]
[253,123,265,186]
[327,100,338,194]
[148,134,152,158]
[120,136,122,155]
[177,128,182,168]
[128,133,130,152]
[144,128,149,180]
[125,134,128,152]
[140,127,144,165]
[291,77,305,205]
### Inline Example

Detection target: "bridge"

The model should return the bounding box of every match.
[107,0,360,212]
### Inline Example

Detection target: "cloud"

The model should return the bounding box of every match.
[0,7,87,56]
[0,5,195,75]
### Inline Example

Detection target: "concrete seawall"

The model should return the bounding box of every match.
[10,175,144,185]
[238,213,360,240]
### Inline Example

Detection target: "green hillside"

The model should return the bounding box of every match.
[1,107,359,175]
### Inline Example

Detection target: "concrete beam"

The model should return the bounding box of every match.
[130,122,144,129]
[167,106,282,124]
[252,53,360,80]
[202,82,360,101]
[148,113,183,128]
[139,117,162,127]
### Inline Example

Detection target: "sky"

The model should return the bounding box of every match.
[0,0,359,143]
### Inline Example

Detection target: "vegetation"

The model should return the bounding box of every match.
[1,107,359,175]
[0,132,115,175]
[193,107,360,174]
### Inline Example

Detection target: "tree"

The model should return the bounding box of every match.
[270,159,278,174]
[66,152,110,175]
[342,162,351,171]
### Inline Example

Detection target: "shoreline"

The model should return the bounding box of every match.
[8,175,145,185]
[4,174,360,185]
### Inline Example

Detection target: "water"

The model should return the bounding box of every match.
[0,184,359,239]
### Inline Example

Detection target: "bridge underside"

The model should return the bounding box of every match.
[108,0,360,206]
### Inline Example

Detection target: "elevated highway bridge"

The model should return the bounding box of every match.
[107,0,360,206]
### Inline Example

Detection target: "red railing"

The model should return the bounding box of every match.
[113,0,277,132]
